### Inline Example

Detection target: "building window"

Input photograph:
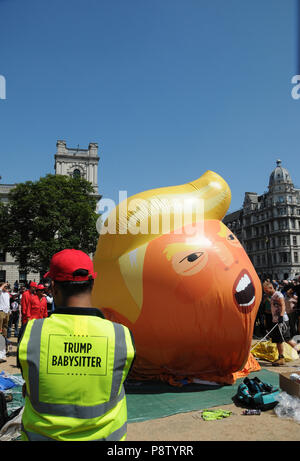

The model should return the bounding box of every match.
[72,169,81,179]
[279,237,288,247]
[294,252,299,263]
[0,270,6,282]
[0,251,6,262]
[293,236,297,246]
[279,219,287,230]
[279,252,289,263]
[19,270,27,282]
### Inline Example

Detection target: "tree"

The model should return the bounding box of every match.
[5,174,100,274]
[0,200,10,251]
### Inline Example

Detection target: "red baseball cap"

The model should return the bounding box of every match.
[37,284,45,290]
[44,249,97,282]
[29,282,38,288]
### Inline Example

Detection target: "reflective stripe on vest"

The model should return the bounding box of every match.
[21,421,127,442]
[26,318,127,419]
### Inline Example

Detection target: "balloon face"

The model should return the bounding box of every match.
[92,171,262,383]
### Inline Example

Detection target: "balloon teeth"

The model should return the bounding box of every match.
[236,273,251,293]
[233,271,256,313]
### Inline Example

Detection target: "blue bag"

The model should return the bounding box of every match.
[0,372,17,391]
[236,376,280,411]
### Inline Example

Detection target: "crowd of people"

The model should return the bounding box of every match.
[1,275,300,350]
[0,279,53,342]
[255,276,300,366]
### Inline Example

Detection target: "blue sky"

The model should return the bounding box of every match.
[0,0,299,212]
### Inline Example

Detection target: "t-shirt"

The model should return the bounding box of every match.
[271,291,288,323]
[0,289,10,314]
[10,301,19,312]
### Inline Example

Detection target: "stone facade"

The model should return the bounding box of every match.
[54,140,100,200]
[0,140,100,287]
[223,160,300,281]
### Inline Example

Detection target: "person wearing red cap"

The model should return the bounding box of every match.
[26,284,48,321]
[20,282,37,327]
[18,249,135,442]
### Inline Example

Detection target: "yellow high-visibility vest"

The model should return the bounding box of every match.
[18,308,135,441]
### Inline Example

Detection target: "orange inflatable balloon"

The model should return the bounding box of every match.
[92,171,262,384]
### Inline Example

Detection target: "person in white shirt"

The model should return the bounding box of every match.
[0,283,11,338]
[7,293,20,338]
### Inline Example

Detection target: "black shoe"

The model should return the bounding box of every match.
[0,391,9,430]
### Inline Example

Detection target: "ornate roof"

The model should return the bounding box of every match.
[269,159,293,187]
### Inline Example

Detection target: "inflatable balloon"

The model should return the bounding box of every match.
[92,171,262,384]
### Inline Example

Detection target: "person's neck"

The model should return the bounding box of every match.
[63,295,93,308]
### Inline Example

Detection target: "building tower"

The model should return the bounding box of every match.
[223,160,300,281]
[54,140,100,200]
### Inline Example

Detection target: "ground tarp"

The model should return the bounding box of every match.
[125,368,279,423]
[3,369,280,425]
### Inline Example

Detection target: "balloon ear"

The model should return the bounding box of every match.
[118,243,148,316]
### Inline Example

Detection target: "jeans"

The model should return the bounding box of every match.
[7,311,20,337]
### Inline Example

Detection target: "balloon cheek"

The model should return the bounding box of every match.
[171,250,208,276]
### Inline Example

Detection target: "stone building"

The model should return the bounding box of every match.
[223,160,300,281]
[0,140,100,286]
[54,140,100,200]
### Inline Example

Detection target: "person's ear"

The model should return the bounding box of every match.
[52,281,60,302]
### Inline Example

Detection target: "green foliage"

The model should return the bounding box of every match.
[0,200,10,250]
[5,174,99,273]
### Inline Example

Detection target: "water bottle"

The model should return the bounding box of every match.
[290,373,300,383]
[242,409,261,415]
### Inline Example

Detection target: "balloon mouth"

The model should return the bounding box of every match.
[233,269,256,314]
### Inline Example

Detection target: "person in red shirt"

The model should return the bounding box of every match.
[27,284,48,320]
[21,282,37,325]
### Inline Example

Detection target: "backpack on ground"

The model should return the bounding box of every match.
[0,391,9,429]
[235,376,280,411]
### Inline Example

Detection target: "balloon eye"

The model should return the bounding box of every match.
[227,234,235,241]
[180,252,203,263]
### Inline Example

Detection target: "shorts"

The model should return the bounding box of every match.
[269,321,291,344]
[0,311,9,337]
